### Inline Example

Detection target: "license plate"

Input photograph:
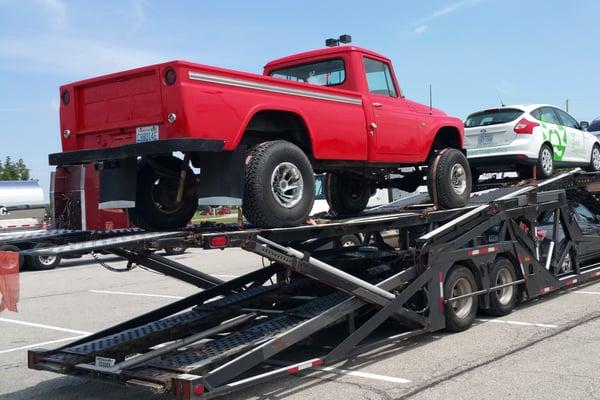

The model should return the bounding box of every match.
[95,356,116,369]
[478,134,493,146]
[136,125,159,143]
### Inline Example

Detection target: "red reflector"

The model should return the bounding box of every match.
[288,366,300,374]
[209,235,228,248]
[312,359,324,367]
[514,117,539,134]
[194,385,204,395]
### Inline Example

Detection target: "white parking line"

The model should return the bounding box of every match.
[89,289,184,299]
[476,318,557,329]
[0,318,91,335]
[317,367,411,384]
[573,291,600,295]
[213,274,239,279]
[0,335,86,355]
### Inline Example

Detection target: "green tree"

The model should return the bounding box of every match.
[0,157,30,180]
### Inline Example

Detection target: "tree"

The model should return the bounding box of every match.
[0,157,30,180]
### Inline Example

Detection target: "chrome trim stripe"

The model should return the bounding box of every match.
[188,71,362,105]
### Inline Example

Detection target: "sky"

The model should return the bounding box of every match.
[1,0,600,197]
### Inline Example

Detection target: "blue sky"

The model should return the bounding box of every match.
[1,0,599,196]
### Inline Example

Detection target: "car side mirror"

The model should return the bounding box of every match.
[580,121,590,131]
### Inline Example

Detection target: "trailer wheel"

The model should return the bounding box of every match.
[27,243,62,271]
[243,140,315,228]
[0,245,24,271]
[326,173,371,215]
[128,156,198,230]
[487,257,517,316]
[164,246,187,256]
[339,234,361,248]
[444,266,478,332]
[428,149,471,209]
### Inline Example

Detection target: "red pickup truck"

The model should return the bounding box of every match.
[50,45,470,229]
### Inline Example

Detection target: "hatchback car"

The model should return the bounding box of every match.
[464,104,599,179]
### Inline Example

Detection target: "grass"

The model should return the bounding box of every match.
[191,214,241,224]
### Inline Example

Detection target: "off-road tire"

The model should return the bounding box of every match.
[537,144,554,179]
[585,144,600,172]
[444,265,478,332]
[428,149,471,209]
[487,257,517,316]
[326,173,371,215]
[243,140,315,228]
[127,156,198,230]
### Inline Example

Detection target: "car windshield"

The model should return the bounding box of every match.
[465,108,523,128]
[270,59,345,87]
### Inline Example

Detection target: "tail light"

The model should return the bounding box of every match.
[208,235,228,248]
[514,118,539,134]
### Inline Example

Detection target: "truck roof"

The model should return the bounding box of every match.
[264,45,390,70]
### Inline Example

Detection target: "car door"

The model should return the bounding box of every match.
[555,108,587,163]
[531,107,569,163]
[363,57,419,159]
[570,201,600,266]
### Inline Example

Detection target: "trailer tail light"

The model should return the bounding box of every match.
[514,118,539,134]
[193,385,204,395]
[61,89,70,105]
[209,235,228,248]
[164,68,177,85]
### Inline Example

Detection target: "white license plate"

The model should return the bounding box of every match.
[136,125,159,143]
[95,356,116,369]
[478,135,493,146]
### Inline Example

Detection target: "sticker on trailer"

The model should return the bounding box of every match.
[136,125,159,143]
[95,356,116,369]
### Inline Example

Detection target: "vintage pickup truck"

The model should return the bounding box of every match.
[50,44,470,229]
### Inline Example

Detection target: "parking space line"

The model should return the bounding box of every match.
[0,318,91,335]
[476,318,557,329]
[0,335,86,355]
[573,291,600,295]
[89,289,184,299]
[317,367,411,384]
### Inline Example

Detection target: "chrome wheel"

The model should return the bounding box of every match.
[592,147,600,171]
[541,147,553,175]
[270,162,304,208]
[495,268,514,306]
[450,163,467,196]
[38,255,57,267]
[558,253,572,274]
[451,277,474,319]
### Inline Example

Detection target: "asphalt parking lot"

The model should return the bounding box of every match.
[2,248,600,400]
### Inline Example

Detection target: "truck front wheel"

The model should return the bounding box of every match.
[428,149,471,209]
[326,173,371,215]
[243,141,315,228]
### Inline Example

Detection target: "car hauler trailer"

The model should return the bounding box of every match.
[17,169,600,399]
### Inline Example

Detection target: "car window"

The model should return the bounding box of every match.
[572,202,597,224]
[465,108,524,128]
[270,58,346,87]
[531,107,561,125]
[588,118,600,133]
[363,57,398,97]
[555,108,580,129]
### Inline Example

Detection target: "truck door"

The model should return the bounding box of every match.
[363,57,419,159]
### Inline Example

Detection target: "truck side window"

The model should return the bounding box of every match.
[363,57,397,97]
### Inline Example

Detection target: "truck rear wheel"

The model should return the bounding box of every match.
[28,243,61,271]
[487,257,517,316]
[243,140,315,228]
[128,156,198,230]
[428,149,471,209]
[326,173,371,215]
[444,265,478,332]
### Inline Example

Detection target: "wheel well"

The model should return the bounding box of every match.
[428,126,462,161]
[240,110,312,156]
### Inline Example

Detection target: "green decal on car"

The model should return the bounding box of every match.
[540,122,567,161]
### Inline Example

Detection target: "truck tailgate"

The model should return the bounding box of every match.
[76,69,163,133]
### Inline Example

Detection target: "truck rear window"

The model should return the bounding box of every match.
[270,59,345,87]
[465,108,523,128]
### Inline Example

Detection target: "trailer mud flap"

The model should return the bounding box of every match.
[0,250,20,313]
[98,158,137,209]
[193,147,246,200]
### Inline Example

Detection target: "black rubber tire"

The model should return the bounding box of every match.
[487,257,517,316]
[127,156,198,230]
[537,144,554,179]
[428,149,472,209]
[339,234,361,248]
[27,243,62,271]
[0,245,24,271]
[243,140,315,228]
[585,144,600,172]
[164,246,187,256]
[326,173,371,215]
[444,265,478,332]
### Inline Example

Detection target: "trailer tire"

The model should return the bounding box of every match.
[128,156,198,230]
[0,245,24,271]
[487,257,517,316]
[339,234,361,248]
[27,243,62,271]
[428,149,471,209]
[444,266,478,332]
[326,173,371,215]
[243,140,315,228]
[164,246,187,256]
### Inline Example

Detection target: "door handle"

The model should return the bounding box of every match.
[372,102,383,108]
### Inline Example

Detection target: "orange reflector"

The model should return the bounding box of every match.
[209,236,228,248]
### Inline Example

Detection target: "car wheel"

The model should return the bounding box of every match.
[326,173,371,215]
[339,234,361,248]
[537,144,554,178]
[127,156,198,230]
[164,246,187,256]
[585,144,600,172]
[444,265,478,332]
[243,140,315,228]
[428,149,472,209]
[487,257,517,316]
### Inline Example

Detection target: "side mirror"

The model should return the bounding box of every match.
[580,121,590,131]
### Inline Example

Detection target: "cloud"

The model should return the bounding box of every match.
[411,0,484,33]
[413,25,428,35]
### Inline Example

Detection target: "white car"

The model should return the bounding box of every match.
[464,104,599,179]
